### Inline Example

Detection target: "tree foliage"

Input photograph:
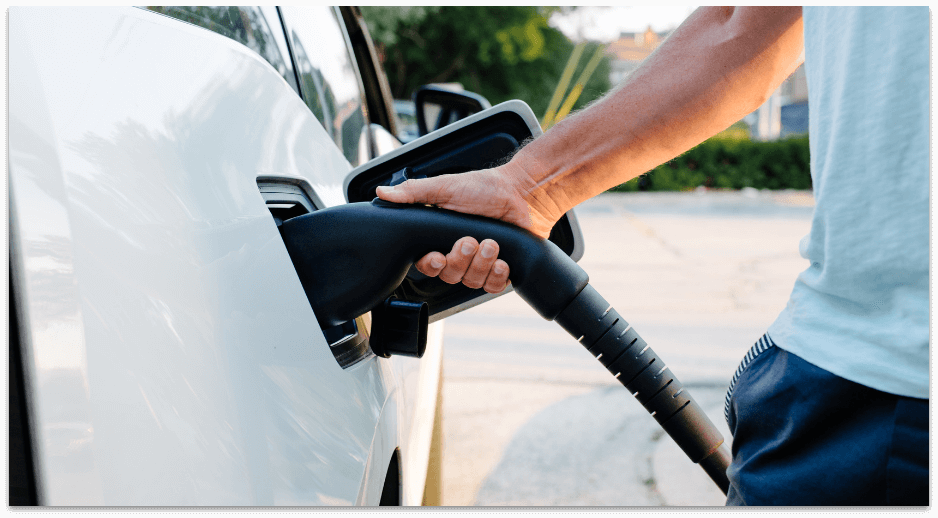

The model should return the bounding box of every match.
[360,6,612,118]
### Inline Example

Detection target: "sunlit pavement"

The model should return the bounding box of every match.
[439,189,815,507]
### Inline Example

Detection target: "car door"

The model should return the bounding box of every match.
[326,7,455,505]
[9,6,409,505]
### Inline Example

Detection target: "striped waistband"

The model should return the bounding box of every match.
[725,333,776,423]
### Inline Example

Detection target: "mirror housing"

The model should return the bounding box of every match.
[414,85,492,136]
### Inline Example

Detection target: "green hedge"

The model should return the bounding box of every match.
[609,134,811,192]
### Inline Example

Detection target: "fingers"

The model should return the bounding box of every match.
[376,177,446,205]
[461,239,499,289]
[482,259,510,294]
[425,237,506,292]
[414,251,446,277]
[374,181,414,204]
[438,237,480,285]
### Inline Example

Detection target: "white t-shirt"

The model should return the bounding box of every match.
[767,6,929,399]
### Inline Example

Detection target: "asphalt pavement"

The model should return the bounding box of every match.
[438,189,815,507]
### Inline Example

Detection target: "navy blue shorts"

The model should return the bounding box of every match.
[724,335,929,506]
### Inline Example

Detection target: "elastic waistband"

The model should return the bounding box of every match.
[724,333,776,423]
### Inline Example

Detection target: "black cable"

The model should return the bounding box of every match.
[555,284,731,494]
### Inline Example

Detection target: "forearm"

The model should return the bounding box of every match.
[508,6,804,219]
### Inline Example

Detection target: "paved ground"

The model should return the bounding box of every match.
[437,189,815,507]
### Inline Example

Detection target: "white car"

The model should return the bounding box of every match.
[9,6,582,506]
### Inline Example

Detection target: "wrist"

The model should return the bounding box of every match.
[496,153,568,239]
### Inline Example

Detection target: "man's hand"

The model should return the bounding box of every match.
[375,164,560,293]
[413,236,510,294]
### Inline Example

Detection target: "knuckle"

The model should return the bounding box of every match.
[483,279,505,293]
[438,271,462,284]
[426,253,445,271]
[482,270,507,292]
[400,178,418,190]
[445,254,469,272]
[461,271,486,289]
[440,259,470,283]
[464,257,496,288]
[418,265,441,277]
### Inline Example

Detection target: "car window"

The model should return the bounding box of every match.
[393,100,419,143]
[146,6,299,94]
[280,6,369,167]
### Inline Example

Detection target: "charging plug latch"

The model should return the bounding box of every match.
[387,166,427,187]
[370,298,429,358]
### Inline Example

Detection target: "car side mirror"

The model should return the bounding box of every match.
[414,85,492,136]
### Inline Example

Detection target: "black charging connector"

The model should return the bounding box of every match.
[279,200,731,494]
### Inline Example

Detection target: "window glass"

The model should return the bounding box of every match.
[147,6,298,94]
[280,6,369,167]
[393,100,419,143]
[257,6,299,94]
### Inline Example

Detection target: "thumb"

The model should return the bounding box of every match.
[375,177,448,205]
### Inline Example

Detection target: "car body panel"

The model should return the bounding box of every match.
[10,6,442,505]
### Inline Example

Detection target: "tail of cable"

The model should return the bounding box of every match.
[554,284,731,495]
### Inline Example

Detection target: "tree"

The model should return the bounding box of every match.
[360,6,611,119]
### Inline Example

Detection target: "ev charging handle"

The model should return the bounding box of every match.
[279,199,732,494]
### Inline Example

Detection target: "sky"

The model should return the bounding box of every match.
[549,6,698,42]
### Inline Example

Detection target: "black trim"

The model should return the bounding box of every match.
[275,6,304,104]
[339,6,398,141]
[378,449,401,506]
[9,269,38,505]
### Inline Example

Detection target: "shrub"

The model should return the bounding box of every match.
[609,134,811,192]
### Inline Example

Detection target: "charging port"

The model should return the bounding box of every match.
[258,178,374,368]
[257,179,318,226]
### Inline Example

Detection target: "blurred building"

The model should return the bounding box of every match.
[607,27,809,141]
[605,27,670,85]
[749,64,809,140]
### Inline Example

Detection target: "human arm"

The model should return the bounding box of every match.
[377,6,805,289]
